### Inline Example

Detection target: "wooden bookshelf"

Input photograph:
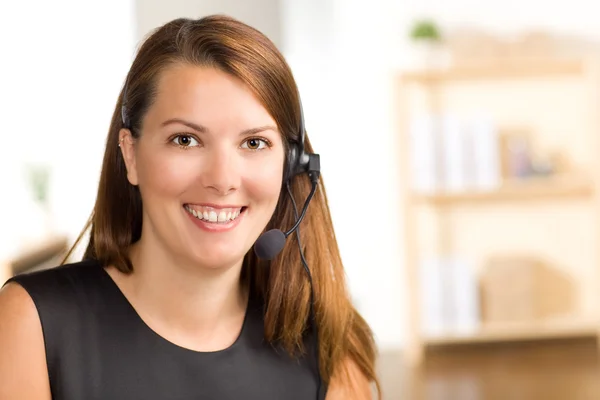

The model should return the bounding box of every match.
[395,57,600,365]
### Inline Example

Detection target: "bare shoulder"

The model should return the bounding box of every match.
[0,282,52,399]
[325,357,374,400]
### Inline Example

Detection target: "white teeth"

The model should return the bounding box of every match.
[185,205,244,224]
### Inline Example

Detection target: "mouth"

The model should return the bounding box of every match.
[183,204,248,224]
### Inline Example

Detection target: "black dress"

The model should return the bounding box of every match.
[5,259,325,399]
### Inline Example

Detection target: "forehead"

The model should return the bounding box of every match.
[146,63,276,128]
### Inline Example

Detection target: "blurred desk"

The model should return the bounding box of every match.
[0,235,68,285]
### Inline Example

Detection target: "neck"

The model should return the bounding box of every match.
[111,234,248,351]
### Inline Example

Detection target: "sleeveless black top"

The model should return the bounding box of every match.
[5,259,325,400]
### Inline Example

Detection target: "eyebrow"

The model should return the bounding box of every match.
[160,118,278,136]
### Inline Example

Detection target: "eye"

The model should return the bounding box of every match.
[172,135,200,148]
[242,137,270,151]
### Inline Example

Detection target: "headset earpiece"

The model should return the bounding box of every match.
[284,96,311,183]
[285,144,299,182]
[121,105,129,129]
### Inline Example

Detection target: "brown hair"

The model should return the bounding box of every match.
[64,15,380,396]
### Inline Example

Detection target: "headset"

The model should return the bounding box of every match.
[121,84,325,399]
[274,97,325,400]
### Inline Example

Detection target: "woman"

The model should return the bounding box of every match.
[0,15,380,399]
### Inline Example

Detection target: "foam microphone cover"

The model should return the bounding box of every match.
[254,229,286,260]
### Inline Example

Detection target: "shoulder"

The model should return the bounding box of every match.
[3,258,107,330]
[5,257,103,285]
[0,281,51,398]
[4,258,104,302]
[0,259,103,398]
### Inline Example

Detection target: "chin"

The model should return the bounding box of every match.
[188,250,247,271]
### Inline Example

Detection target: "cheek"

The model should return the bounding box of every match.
[243,155,285,203]
[136,151,196,198]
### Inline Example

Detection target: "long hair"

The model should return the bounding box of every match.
[64,15,380,395]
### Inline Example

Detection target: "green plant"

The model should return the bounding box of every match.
[25,164,51,206]
[409,19,441,42]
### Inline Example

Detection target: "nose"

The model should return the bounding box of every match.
[201,146,241,196]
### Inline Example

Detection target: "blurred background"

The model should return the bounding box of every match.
[2,1,600,398]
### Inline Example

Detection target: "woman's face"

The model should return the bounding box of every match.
[120,63,285,270]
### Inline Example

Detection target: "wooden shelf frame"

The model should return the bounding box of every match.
[412,174,594,205]
[424,320,599,347]
[400,59,585,84]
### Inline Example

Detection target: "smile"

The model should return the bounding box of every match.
[184,204,246,224]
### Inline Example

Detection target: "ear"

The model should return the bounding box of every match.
[118,128,139,186]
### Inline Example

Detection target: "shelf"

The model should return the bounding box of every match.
[424,319,599,346]
[400,59,585,84]
[8,235,68,275]
[397,55,600,365]
[412,175,594,205]
[1,235,69,285]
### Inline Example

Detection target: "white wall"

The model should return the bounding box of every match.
[135,0,282,48]
[395,0,600,37]
[0,0,136,260]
